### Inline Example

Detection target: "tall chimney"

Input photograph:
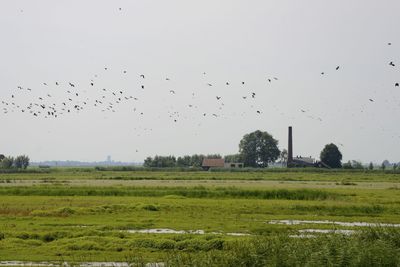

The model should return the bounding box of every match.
[288,126,293,166]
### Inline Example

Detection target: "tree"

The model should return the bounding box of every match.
[369,162,374,170]
[342,160,353,169]
[351,160,364,169]
[239,130,280,167]
[280,149,288,165]
[381,162,386,170]
[1,156,14,169]
[0,154,5,162]
[393,163,398,171]
[320,143,342,168]
[14,155,30,169]
[176,155,191,167]
[224,154,243,163]
[382,160,390,168]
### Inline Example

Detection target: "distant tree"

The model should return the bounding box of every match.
[351,160,364,170]
[279,149,288,166]
[381,163,386,170]
[224,154,243,163]
[206,154,222,159]
[342,161,353,169]
[0,154,5,162]
[369,162,374,170]
[176,155,191,167]
[382,160,390,168]
[393,163,398,171]
[145,154,222,168]
[239,130,280,168]
[14,155,30,169]
[190,154,204,167]
[1,156,14,169]
[152,155,176,167]
[143,157,153,167]
[320,143,342,168]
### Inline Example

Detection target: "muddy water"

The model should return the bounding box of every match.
[0,262,163,267]
[268,220,400,227]
[299,229,355,235]
[127,229,205,234]
[126,228,250,236]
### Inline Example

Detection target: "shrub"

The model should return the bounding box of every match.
[16,232,30,240]
[141,204,160,211]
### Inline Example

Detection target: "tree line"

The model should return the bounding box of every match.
[0,154,30,169]
[143,154,222,168]
[142,130,353,169]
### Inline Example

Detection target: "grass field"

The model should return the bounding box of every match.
[0,168,399,266]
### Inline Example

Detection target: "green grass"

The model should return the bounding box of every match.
[0,186,342,200]
[0,168,399,265]
[0,168,400,182]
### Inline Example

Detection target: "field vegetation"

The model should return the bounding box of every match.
[0,168,399,266]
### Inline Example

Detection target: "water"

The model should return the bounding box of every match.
[268,220,400,227]
[0,262,163,267]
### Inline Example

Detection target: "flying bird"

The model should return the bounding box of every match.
[336,66,340,70]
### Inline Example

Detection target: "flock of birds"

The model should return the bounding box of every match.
[1,68,284,121]
[1,44,399,129]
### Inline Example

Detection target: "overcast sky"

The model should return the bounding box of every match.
[0,0,399,163]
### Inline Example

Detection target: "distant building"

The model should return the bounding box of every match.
[224,162,244,168]
[291,156,315,167]
[202,158,243,170]
[287,126,318,167]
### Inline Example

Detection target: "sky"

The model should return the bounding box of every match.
[0,0,399,163]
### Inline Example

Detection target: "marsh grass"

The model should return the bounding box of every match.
[0,186,341,200]
[165,228,400,267]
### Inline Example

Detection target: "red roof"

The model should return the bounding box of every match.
[202,158,225,167]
